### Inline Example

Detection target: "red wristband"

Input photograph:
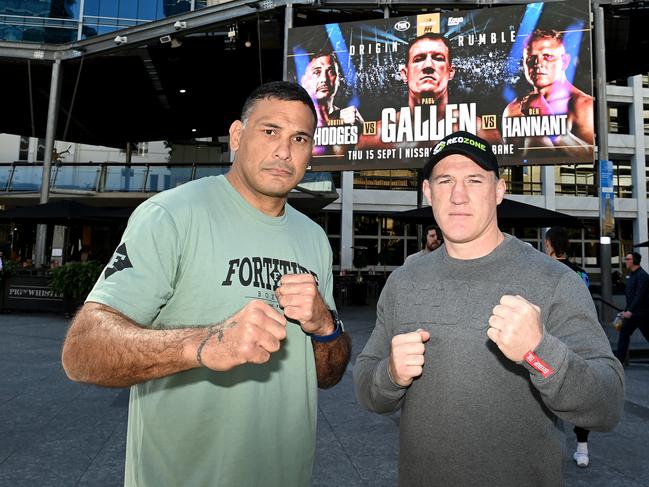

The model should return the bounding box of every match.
[523,350,554,378]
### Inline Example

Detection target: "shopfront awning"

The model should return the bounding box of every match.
[391,199,583,228]
[0,200,131,224]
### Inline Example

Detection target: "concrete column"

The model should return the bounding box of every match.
[629,74,648,265]
[50,225,66,267]
[542,165,556,210]
[540,165,556,253]
[340,171,354,272]
[35,58,62,267]
[27,137,39,162]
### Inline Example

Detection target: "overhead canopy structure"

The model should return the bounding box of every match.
[0,0,646,151]
[0,200,133,224]
[392,199,583,228]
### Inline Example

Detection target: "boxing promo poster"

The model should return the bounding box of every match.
[286,0,594,171]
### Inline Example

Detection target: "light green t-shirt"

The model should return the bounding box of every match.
[87,175,335,487]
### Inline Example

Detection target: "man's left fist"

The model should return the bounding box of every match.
[487,295,543,362]
[275,274,332,336]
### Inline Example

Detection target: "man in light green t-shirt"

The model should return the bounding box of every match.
[62,81,351,487]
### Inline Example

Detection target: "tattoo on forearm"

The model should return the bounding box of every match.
[195,320,237,367]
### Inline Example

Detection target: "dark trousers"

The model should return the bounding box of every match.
[574,426,589,443]
[616,315,649,363]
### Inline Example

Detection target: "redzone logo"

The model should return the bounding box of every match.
[524,351,554,378]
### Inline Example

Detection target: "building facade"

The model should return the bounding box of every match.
[0,1,647,284]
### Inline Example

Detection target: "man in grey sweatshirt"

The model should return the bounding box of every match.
[353,131,624,487]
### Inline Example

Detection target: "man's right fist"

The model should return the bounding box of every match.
[196,300,287,371]
[388,329,430,387]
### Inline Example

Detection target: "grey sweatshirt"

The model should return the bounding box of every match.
[354,234,624,487]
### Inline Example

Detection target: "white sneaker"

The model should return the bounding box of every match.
[573,451,589,468]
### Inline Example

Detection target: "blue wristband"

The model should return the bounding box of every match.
[308,310,342,343]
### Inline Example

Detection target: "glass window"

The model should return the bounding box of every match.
[555,164,597,196]
[353,238,379,268]
[581,220,599,240]
[137,0,158,19]
[350,213,418,269]
[104,166,146,192]
[52,166,100,191]
[0,166,13,191]
[608,104,630,134]
[9,166,43,191]
[378,238,405,266]
[403,222,418,237]
[95,25,117,36]
[19,137,29,161]
[331,172,341,189]
[501,165,542,195]
[144,166,192,191]
[612,159,632,198]
[66,0,82,19]
[618,219,634,241]
[83,0,100,17]
[406,238,419,256]
[567,242,582,262]
[583,239,598,268]
[380,217,406,237]
[99,1,119,18]
[328,237,340,266]
[354,215,379,236]
[161,0,190,18]
[353,169,418,191]
[118,2,139,20]
[644,104,649,136]
[299,171,335,192]
[326,211,341,235]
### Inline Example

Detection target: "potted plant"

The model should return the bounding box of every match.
[0,259,21,309]
[1,259,21,279]
[49,261,104,315]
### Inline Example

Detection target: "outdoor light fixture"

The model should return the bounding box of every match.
[224,24,238,51]
[159,35,172,44]
[173,20,187,30]
[114,35,128,45]
[179,89,186,94]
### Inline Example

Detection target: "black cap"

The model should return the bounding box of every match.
[422,131,499,179]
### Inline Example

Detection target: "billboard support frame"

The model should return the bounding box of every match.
[594,2,613,324]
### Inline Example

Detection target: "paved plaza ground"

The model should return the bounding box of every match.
[1,306,648,486]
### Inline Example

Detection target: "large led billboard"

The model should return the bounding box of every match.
[287,0,593,171]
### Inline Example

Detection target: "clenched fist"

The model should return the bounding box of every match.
[197,300,286,371]
[487,295,543,362]
[275,274,333,336]
[339,106,365,126]
[388,329,430,387]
